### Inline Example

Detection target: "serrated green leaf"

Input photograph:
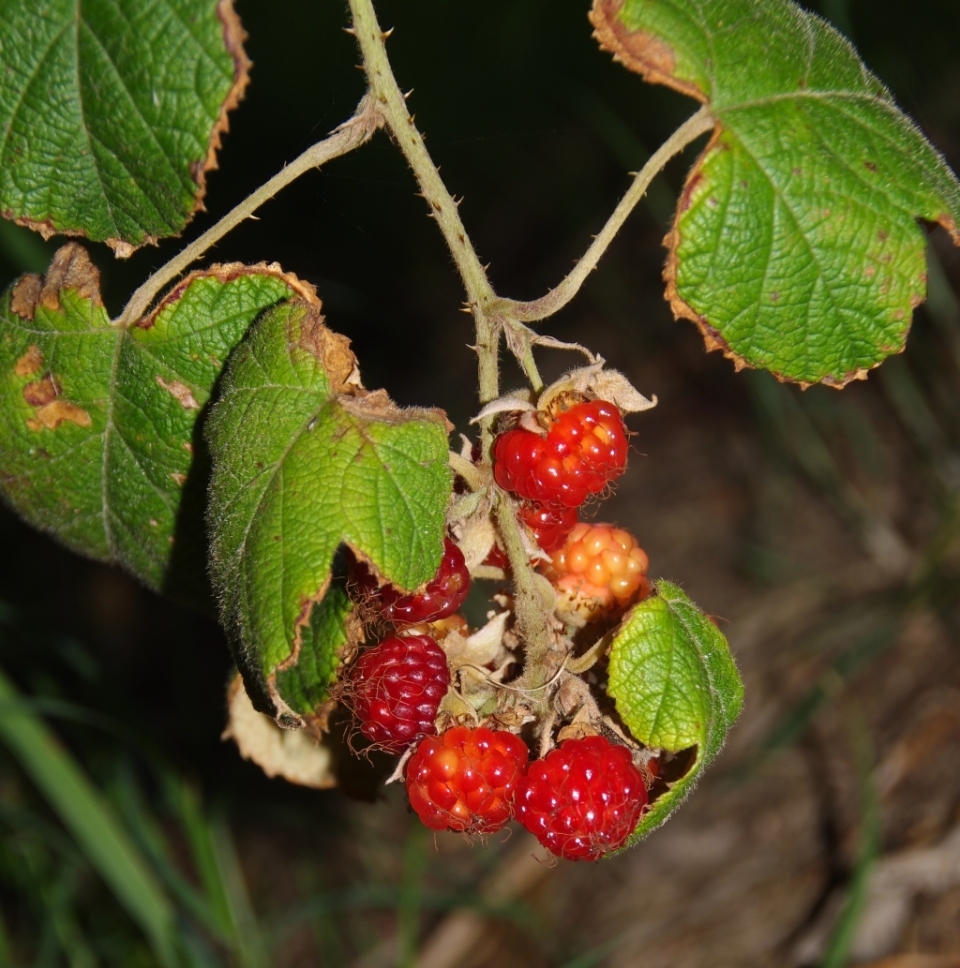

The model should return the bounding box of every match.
[274,585,352,718]
[206,302,451,724]
[592,0,960,386]
[607,581,743,846]
[0,243,310,598]
[0,0,249,254]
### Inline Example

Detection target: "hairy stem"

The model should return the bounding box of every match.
[347,0,502,418]
[498,105,715,323]
[348,0,556,678]
[494,494,556,695]
[114,97,383,329]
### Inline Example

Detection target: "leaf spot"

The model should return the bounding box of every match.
[23,375,60,407]
[156,376,201,410]
[589,0,708,103]
[30,400,92,431]
[169,472,187,486]
[14,345,44,377]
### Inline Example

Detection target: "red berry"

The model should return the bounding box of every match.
[350,635,450,753]
[520,503,578,553]
[354,538,471,625]
[406,726,529,833]
[493,400,628,509]
[515,735,648,860]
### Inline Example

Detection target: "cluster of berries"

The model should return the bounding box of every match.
[407,726,648,860]
[347,537,469,754]
[342,397,653,860]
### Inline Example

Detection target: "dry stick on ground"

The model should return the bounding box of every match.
[414,842,551,968]
[791,825,960,964]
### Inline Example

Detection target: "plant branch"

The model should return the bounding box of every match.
[347,0,502,415]
[494,494,556,695]
[114,97,383,329]
[498,105,715,323]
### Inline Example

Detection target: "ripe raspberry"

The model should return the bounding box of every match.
[541,522,650,620]
[354,538,471,625]
[406,726,529,833]
[515,735,648,860]
[493,399,628,509]
[349,635,450,753]
[520,503,578,554]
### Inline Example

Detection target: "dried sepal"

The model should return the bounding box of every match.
[537,363,657,415]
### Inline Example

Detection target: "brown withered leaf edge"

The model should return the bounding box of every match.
[589,0,707,103]
[6,0,251,259]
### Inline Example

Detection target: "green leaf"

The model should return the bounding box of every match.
[607,581,743,846]
[591,0,960,386]
[0,243,314,598]
[0,0,249,255]
[206,302,451,724]
[274,585,353,718]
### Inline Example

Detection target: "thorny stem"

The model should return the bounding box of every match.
[347,0,502,425]
[494,493,556,706]
[347,0,710,695]
[349,0,566,671]
[496,105,715,323]
[113,97,383,329]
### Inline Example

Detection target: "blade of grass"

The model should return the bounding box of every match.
[925,245,960,375]
[0,666,177,968]
[0,906,11,967]
[749,373,911,574]
[208,816,268,968]
[167,780,236,942]
[397,823,429,968]
[560,936,625,968]
[735,620,900,781]
[820,718,881,968]
[111,767,228,943]
[47,863,100,968]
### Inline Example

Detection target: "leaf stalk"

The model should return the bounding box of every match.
[114,97,383,329]
[497,105,715,323]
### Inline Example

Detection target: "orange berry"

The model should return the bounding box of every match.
[540,523,651,621]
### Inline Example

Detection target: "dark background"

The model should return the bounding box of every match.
[1,1,960,965]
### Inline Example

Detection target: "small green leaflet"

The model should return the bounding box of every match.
[206,302,451,725]
[274,584,352,720]
[608,581,743,847]
[591,0,960,386]
[0,243,314,600]
[0,0,249,255]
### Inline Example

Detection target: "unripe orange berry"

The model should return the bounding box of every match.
[541,522,650,620]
